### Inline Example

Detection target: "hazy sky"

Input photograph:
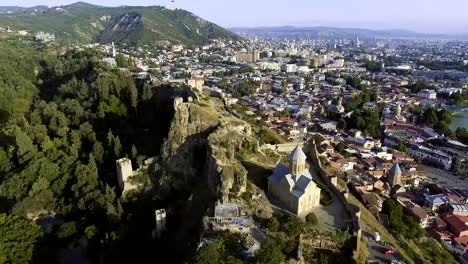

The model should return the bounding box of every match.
[5,0,468,33]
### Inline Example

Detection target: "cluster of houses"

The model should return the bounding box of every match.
[93,35,468,255]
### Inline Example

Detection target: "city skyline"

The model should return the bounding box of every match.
[3,0,468,34]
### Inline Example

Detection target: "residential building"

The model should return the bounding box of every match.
[408,144,452,170]
[418,89,437,100]
[425,194,449,211]
[236,50,260,63]
[442,214,468,238]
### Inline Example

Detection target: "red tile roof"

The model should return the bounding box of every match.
[442,214,468,237]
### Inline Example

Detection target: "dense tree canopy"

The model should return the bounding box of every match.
[456,127,468,144]
[0,214,43,263]
[418,107,455,137]
[382,199,423,239]
[0,37,173,262]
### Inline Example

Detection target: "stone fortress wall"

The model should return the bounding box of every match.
[262,143,304,153]
[303,140,363,262]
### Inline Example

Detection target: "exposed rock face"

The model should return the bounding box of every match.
[160,99,219,194]
[208,121,256,201]
[159,98,258,201]
[96,12,144,45]
[151,96,279,262]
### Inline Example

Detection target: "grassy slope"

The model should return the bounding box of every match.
[349,194,458,264]
[348,195,413,264]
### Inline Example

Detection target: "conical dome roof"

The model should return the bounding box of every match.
[289,146,307,162]
[389,163,402,177]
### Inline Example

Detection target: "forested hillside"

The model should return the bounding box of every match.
[0,2,239,46]
[0,36,193,263]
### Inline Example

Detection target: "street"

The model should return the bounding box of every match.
[364,231,400,264]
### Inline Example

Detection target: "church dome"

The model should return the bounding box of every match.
[389,163,402,177]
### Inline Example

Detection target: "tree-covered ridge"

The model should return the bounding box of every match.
[0,37,177,262]
[0,3,239,46]
[0,38,45,122]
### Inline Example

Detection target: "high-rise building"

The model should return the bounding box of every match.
[354,35,361,48]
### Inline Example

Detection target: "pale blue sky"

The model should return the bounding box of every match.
[5,0,468,33]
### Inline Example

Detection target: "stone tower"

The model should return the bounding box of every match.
[388,163,402,187]
[152,209,167,238]
[289,146,307,177]
[116,158,133,191]
[395,104,402,117]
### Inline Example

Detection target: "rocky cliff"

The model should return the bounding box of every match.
[159,97,259,202]
[151,96,268,261]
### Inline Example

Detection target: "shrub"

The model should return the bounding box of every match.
[266,217,280,233]
[305,213,318,226]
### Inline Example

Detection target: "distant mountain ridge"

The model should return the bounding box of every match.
[231,26,468,40]
[0,2,239,46]
[0,5,48,14]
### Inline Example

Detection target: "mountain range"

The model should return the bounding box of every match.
[0,5,48,14]
[231,26,468,40]
[0,2,239,46]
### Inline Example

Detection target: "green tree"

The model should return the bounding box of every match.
[142,84,153,102]
[305,213,318,226]
[0,214,42,264]
[92,142,105,164]
[71,156,102,211]
[225,256,243,264]
[114,136,122,158]
[423,107,438,124]
[266,217,280,232]
[285,217,303,237]
[222,232,248,255]
[337,119,347,130]
[127,81,138,109]
[395,142,408,153]
[192,241,224,264]
[131,144,138,159]
[115,54,129,68]
[434,121,453,137]
[408,81,429,93]
[456,127,468,144]
[253,240,285,264]
[57,222,77,239]
[15,130,38,165]
[436,108,452,125]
